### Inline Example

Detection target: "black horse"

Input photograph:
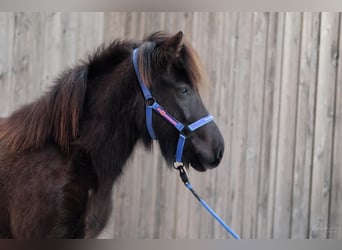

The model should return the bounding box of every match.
[0,31,224,238]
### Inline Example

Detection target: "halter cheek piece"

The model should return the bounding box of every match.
[132,48,214,168]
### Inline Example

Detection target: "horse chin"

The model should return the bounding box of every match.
[189,158,208,172]
[190,162,208,172]
[188,154,220,172]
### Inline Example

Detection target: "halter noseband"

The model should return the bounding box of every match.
[132,48,214,167]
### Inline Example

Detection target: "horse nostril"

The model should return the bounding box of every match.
[217,147,224,161]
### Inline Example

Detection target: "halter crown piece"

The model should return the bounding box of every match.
[132,48,214,167]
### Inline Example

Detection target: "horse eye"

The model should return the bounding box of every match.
[179,87,189,95]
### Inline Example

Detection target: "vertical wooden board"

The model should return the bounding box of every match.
[26,13,46,103]
[272,12,301,238]
[41,12,63,91]
[211,12,239,239]
[309,13,339,239]
[200,12,227,239]
[329,13,342,239]
[103,12,126,44]
[144,12,166,33]
[59,13,78,67]
[123,12,143,39]
[242,12,268,239]
[9,13,33,110]
[152,152,177,239]
[0,13,15,117]
[189,12,219,239]
[256,12,283,239]
[160,164,178,239]
[290,13,320,239]
[136,145,158,239]
[226,12,253,237]
[263,12,287,239]
[205,12,233,239]
[75,12,104,59]
[190,12,215,239]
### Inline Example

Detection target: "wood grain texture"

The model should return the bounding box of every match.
[0,13,15,116]
[255,12,284,239]
[329,14,342,239]
[273,12,302,239]
[1,12,341,239]
[291,13,319,239]
[309,12,339,239]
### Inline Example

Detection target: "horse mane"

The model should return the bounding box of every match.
[0,66,88,153]
[0,31,206,154]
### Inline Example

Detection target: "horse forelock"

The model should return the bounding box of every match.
[138,31,207,91]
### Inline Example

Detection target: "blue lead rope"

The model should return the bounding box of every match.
[176,167,241,239]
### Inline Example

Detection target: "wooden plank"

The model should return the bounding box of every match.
[9,13,33,110]
[256,12,284,239]
[76,12,104,58]
[0,13,15,117]
[309,12,339,239]
[41,12,63,91]
[290,13,320,239]
[242,12,268,239]
[103,12,126,44]
[26,13,45,103]
[272,12,302,238]
[329,13,342,239]
[210,12,239,239]
[201,12,227,239]
[123,12,143,39]
[226,12,253,237]
[185,12,210,239]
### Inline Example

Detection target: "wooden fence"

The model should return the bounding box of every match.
[0,12,341,239]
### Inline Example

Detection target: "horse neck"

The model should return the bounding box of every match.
[79,65,151,182]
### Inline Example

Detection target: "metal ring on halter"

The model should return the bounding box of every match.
[145,97,156,107]
[173,161,184,169]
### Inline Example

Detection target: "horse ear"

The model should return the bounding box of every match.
[160,31,183,55]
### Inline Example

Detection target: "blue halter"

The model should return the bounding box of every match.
[132,48,240,239]
[132,48,213,166]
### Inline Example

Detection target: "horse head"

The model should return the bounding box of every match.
[135,31,225,172]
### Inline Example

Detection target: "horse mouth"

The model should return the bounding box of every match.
[188,152,221,172]
[189,155,210,172]
[190,162,207,172]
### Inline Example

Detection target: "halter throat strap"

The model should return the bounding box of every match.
[132,48,213,165]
